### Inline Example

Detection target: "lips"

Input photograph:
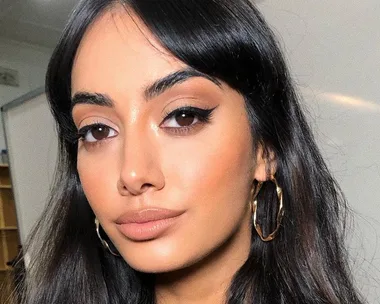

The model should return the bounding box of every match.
[115,208,185,241]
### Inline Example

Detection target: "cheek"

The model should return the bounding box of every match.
[165,108,254,210]
[76,146,119,218]
[160,109,254,241]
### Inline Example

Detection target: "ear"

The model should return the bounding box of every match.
[252,146,276,182]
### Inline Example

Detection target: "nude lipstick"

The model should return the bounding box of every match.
[115,208,184,241]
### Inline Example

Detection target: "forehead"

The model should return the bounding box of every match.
[71,5,185,96]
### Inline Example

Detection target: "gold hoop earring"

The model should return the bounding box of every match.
[251,176,284,242]
[95,218,120,257]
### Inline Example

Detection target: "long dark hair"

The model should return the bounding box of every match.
[10,0,364,303]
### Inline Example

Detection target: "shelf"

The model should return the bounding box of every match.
[0,227,17,231]
[0,268,13,272]
[0,163,18,285]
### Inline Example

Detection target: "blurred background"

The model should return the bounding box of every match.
[0,0,379,302]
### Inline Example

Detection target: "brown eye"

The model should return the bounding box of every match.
[161,106,216,131]
[92,125,112,140]
[176,111,196,127]
[78,123,118,143]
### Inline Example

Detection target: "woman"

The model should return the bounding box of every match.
[10,0,364,303]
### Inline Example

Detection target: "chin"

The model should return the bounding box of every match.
[125,256,189,274]
[116,242,188,273]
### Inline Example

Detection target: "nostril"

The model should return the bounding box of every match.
[140,183,153,192]
[117,180,129,194]
[117,165,165,195]
[117,179,154,196]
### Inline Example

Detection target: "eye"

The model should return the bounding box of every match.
[77,123,118,143]
[161,106,216,129]
[164,110,198,127]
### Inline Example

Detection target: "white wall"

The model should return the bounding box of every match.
[257,1,380,302]
[0,38,52,149]
[3,92,57,244]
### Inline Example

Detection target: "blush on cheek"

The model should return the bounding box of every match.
[77,160,110,214]
[205,130,252,187]
[176,118,252,211]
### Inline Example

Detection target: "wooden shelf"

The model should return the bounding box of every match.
[0,268,12,272]
[0,164,18,303]
[0,227,17,231]
[0,185,12,189]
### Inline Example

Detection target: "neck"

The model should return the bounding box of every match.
[155,219,251,304]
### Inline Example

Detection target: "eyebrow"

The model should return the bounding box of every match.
[71,68,221,110]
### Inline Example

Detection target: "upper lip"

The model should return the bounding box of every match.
[115,208,185,224]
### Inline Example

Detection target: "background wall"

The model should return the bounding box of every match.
[0,38,52,149]
[257,1,380,302]
[2,91,57,244]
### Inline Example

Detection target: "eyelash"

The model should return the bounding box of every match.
[161,106,216,134]
[75,120,108,149]
[75,106,217,147]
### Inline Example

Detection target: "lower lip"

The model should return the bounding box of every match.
[116,216,180,241]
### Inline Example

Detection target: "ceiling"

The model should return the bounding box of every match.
[0,0,78,48]
[0,0,267,49]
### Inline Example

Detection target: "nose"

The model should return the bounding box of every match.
[117,133,165,196]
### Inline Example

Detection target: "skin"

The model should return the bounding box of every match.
[71,5,270,304]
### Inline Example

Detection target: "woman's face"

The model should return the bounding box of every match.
[71,7,266,273]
